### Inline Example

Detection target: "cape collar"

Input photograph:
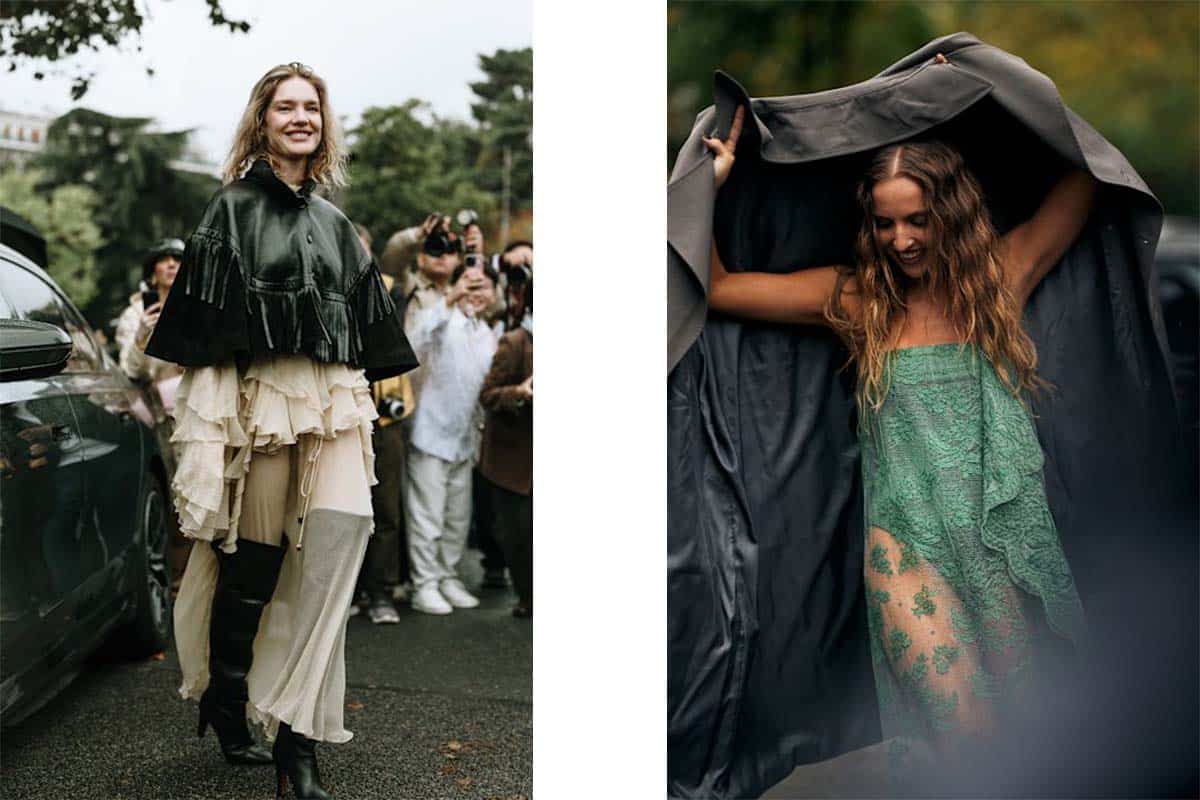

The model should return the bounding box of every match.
[245,158,317,207]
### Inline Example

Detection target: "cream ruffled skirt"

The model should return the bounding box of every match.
[171,355,378,743]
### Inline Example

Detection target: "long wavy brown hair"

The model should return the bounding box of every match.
[826,141,1044,412]
[222,62,348,188]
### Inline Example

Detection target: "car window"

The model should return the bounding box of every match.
[0,280,14,319]
[0,260,101,372]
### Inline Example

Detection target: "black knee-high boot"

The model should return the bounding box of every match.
[198,537,287,765]
[274,722,333,800]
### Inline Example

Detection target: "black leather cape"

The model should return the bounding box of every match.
[668,33,1196,799]
[145,159,418,381]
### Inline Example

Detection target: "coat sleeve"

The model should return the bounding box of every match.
[144,193,250,367]
[115,301,151,381]
[348,259,420,381]
[480,332,529,414]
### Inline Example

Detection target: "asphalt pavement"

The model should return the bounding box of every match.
[0,550,532,800]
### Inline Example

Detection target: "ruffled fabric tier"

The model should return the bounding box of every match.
[169,355,378,551]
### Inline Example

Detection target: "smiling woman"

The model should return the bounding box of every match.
[223,62,347,191]
[143,61,416,800]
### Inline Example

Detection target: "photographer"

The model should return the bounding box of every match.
[354,223,416,624]
[479,242,533,617]
[404,260,501,615]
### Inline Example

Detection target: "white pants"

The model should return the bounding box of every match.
[404,447,473,588]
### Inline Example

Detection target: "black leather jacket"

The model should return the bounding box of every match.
[145,159,417,381]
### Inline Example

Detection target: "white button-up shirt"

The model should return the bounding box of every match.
[407,300,500,463]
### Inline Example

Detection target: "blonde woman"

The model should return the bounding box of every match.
[145,62,416,800]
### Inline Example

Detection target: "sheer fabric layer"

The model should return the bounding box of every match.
[169,355,377,551]
[171,355,377,743]
[859,344,1085,752]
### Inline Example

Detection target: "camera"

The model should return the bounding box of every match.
[422,230,462,258]
[505,263,532,289]
[378,397,406,419]
[464,252,484,269]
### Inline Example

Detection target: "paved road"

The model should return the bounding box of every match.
[0,552,532,800]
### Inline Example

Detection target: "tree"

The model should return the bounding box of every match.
[667,1,1198,215]
[34,108,218,326]
[0,0,250,99]
[0,167,104,307]
[469,48,533,230]
[342,101,498,256]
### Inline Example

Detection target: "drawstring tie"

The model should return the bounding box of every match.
[295,436,325,550]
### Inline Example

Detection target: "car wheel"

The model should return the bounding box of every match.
[111,470,173,657]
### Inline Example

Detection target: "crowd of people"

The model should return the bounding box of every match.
[117,212,534,622]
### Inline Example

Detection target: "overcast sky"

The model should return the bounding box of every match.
[2,0,532,164]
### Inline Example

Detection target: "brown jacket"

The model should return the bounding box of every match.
[479,328,532,495]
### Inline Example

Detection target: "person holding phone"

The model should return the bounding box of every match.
[115,238,186,386]
[403,261,501,615]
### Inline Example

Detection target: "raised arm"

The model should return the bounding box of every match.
[708,240,850,326]
[1001,168,1098,306]
[703,105,854,327]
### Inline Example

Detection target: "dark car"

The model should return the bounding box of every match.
[1156,217,1199,478]
[0,219,173,726]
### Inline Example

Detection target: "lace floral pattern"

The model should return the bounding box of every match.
[859,344,1085,748]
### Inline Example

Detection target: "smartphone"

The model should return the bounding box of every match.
[142,288,160,309]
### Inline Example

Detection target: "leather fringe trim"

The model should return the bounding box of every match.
[182,228,239,309]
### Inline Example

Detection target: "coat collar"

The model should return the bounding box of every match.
[245,158,317,207]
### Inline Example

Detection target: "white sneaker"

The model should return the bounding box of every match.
[411,583,453,615]
[439,578,480,609]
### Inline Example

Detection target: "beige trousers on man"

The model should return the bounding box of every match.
[404,446,473,588]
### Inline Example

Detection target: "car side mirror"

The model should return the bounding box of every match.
[0,319,72,382]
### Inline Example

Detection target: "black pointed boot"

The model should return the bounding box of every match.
[197,537,287,766]
[274,722,333,799]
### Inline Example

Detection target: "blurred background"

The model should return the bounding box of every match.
[669,0,1199,448]
[0,0,532,335]
[668,0,1199,219]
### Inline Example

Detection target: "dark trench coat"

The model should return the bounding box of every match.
[667,32,1197,800]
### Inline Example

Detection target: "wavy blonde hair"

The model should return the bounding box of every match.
[826,141,1044,412]
[222,62,348,188]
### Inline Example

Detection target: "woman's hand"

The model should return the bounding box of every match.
[702,105,745,190]
[516,375,533,400]
[135,301,163,348]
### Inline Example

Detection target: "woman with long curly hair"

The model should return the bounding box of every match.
[704,105,1094,757]
[145,62,416,799]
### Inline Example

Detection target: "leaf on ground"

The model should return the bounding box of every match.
[439,763,457,777]
[445,740,463,751]
[455,777,474,789]
[346,701,364,711]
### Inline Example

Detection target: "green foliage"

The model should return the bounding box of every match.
[668,0,1198,215]
[341,101,498,256]
[0,168,104,306]
[343,47,533,257]
[34,108,218,326]
[0,0,250,99]
[470,48,533,214]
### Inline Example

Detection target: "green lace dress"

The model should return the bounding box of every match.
[859,343,1086,751]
